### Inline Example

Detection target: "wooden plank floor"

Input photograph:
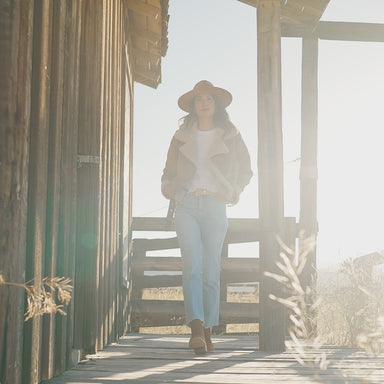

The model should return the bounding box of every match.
[43,334,384,384]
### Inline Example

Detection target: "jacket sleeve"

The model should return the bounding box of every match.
[233,133,253,201]
[161,135,179,199]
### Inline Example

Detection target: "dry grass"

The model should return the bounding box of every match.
[265,234,384,383]
[139,285,259,334]
[142,287,184,301]
[0,274,73,321]
[265,234,329,371]
[317,258,384,353]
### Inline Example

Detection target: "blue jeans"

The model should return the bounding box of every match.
[175,194,228,328]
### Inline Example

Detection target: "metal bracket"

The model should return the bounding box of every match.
[77,155,100,168]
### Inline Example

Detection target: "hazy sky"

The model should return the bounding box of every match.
[133,0,384,267]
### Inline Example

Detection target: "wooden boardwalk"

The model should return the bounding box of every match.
[43,334,384,384]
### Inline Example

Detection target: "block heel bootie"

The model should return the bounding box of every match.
[188,319,207,355]
[204,327,215,352]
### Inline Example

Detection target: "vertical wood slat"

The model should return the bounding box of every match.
[23,1,53,382]
[112,0,122,343]
[74,0,103,354]
[104,0,112,349]
[257,0,286,352]
[54,0,82,374]
[107,0,114,346]
[41,1,66,380]
[120,43,135,335]
[0,1,34,383]
[97,0,107,352]
[299,36,319,290]
[97,0,124,347]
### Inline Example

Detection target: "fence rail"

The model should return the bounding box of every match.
[130,217,297,334]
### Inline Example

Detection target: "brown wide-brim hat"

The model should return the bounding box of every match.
[178,80,232,112]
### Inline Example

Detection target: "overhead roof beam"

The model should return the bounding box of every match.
[129,27,161,45]
[133,47,160,65]
[317,21,384,42]
[134,64,161,85]
[237,0,328,26]
[237,0,258,7]
[282,21,384,42]
[286,0,329,14]
[125,0,161,19]
[280,6,315,26]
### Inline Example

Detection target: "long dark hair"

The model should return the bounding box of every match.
[178,95,236,132]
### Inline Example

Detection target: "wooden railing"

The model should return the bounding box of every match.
[130,217,297,333]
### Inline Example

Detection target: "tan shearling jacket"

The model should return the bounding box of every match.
[161,122,253,205]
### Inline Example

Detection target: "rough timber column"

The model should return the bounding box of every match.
[299,36,319,290]
[257,0,286,351]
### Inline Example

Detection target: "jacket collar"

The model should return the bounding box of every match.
[174,121,238,142]
[174,122,237,166]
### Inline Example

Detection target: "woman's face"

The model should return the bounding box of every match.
[193,93,215,119]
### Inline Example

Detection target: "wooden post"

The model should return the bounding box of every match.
[257,0,286,351]
[299,36,319,291]
[217,243,229,335]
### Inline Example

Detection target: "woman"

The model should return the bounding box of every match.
[161,80,253,354]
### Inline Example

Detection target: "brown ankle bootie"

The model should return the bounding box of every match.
[204,327,215,352]
[189,319,207,354]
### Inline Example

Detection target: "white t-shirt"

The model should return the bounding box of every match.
[188,129,219,193]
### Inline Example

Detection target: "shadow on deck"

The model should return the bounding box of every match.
[43,334,384,384]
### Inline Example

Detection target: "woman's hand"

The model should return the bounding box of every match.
[161,182,176,200]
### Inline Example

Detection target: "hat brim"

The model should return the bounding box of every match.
[178,86,232,113]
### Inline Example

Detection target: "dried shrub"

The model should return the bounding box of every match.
[0,274,73,321]
[266,234,384,383]
[317,258,384,354]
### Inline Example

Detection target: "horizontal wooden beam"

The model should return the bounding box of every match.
[281,6,315,26]
[129,27,161,45]
[285,0,329,15]
[133,47,160,64]
[132,274,182,289]
[132,256,259,273]
[131,300,259,327]
[134,63,160,84]
[238,0,326,26]
[220,301,259,323]
[125,0,160,19]
[318,21,384,42]
[132,217,262,232]
[132,269,260,289]
[133,256,182,269]
[282,21,384,42]
[132,237,179,252]
[237,0,258,8]
[222,257,259,273]
[132,232,262,253]
[237,0,329,13]
[222,270,259,284]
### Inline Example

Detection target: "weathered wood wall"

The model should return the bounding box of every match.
[0,2,34,383]
[0,1,135,383]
